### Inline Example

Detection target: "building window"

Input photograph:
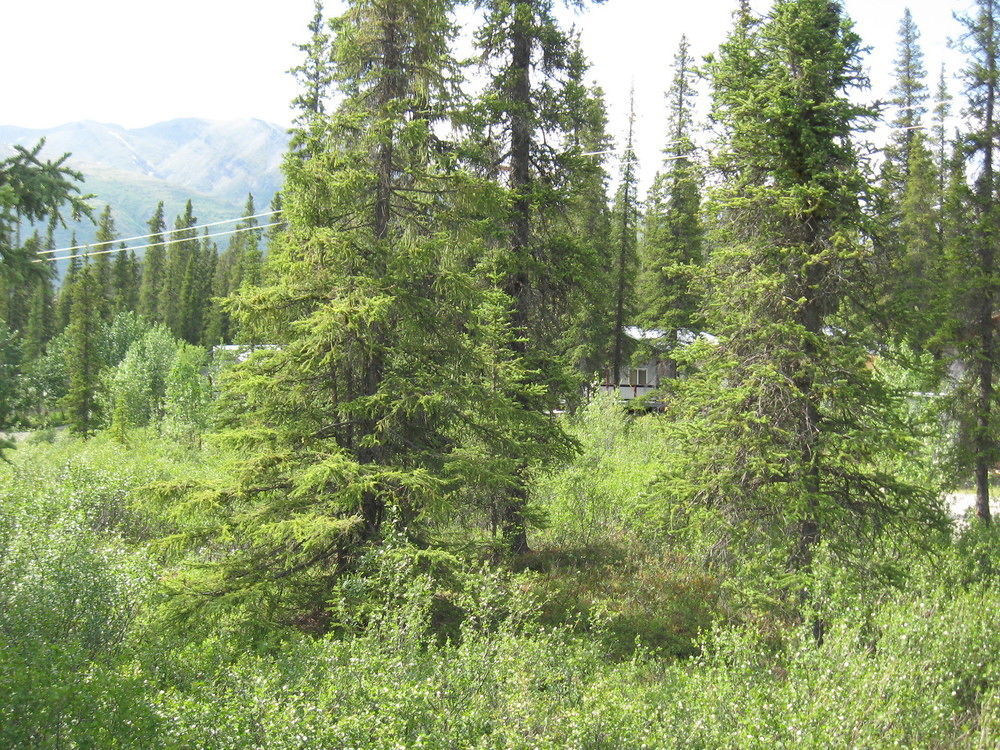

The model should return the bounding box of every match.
[627,368,648,387]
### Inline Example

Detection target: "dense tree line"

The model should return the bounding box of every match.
[0,192,266,432]
[2,0,998,623]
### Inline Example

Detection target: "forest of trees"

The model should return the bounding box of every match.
[1,0,1000,746]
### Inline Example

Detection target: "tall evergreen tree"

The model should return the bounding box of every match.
[92,205,117,312]
[473,0,605,552]
[22,264,55,362]
[177,234,204,344]
[933,65,953,213]
[885,8,929,190]
[56,233,81,331]
[289,0,334,145]
[127,249,141,312]
[62,264,103,435]
[690,0,939,586]
[609,91,639,387]
[22,225,57,361]
[266,191,286,248]
[895,130,942,345]
[955,0,1000,524]
[204,195,263,346]
[138,202,167,322]
[562,39,613,382]
[0,231,42,332]
[159,201,197,338]
[198,231,218,342]
[639,34,704,370]
[202,251,231,347]
[153,0,561,619]
[112,244,132,312]
[235,195,263,293]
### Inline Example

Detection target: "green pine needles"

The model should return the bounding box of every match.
[673,0,944,580]
[151,0,571,622]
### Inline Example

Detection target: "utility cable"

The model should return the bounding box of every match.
[38,210,283,256]
[35,221,284,263]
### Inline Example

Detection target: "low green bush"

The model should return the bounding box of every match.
[1,428,996,748]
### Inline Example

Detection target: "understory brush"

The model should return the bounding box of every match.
[532,395,676,544]
[142,570,1000,749]
[1,425,998,748]
[0,435,168,746]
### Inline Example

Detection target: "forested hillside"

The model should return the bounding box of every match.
[0,118,287,255]
[0,0,998,747]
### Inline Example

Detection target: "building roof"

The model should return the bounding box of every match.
[624,326,718,346]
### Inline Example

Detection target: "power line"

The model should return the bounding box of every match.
[38,209,283,256]
[35,221,284,264]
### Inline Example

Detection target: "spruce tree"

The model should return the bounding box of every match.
[639,34,704,370]
[204,195,263,346]
[562,40,613,381]
[56,233,81,331]
[609,91,639,387]
[939,139,978,466]
[234,195,263,293]
[289,0,333,145]
[177,237,203,344]
[153,0,562,619]
[112,244,131,312]
[0,139,91,278]
[885,8,929,192]
[62,264,103,435]
[22,269,54,362]
[198,231,218,342]
[138,202,167,322]
[266,191,285,247]
[473,0,605,552]
[955,0,1000,524]
[933,65,953,215]
[92,205,117,311]
[159,201,197,338]
[690,0,939,584]
[1,231,42,332]
[127,249,141,312]
[895,130,942,346]
[202,247,231,347]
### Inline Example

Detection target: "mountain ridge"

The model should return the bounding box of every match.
[0,118,289,266]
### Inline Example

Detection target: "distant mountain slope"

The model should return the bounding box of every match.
[134,119,287,204]
[0,119,288,267]
[77,166,247,239]
[0,118,288,204]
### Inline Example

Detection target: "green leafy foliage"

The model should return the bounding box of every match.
[162,343,212,444]
[4,3,1000,746]
[106,324,179,434]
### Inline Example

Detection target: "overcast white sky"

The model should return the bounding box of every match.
[2,0,975,187]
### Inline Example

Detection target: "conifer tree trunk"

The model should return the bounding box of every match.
[974,16,996,524]
[611,208,628,387]
[476,0,602,555]
[793,249,823,572]
[637,34,702,359]
[611,94,638,390]
[498,5,534,555]
[357,3,405,540]
[965,0,1000,524]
